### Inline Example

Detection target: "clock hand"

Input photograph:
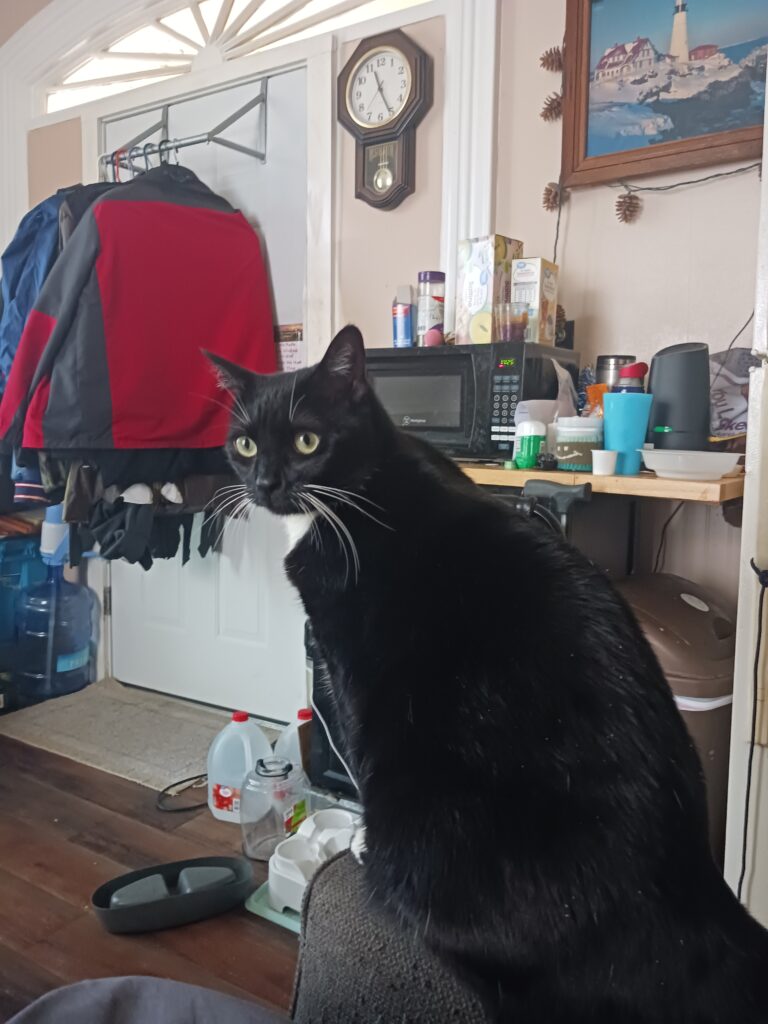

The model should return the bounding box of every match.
[372,70,393,115]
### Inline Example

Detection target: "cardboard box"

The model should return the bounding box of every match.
[455,235,524,344]
[511,258,559,345]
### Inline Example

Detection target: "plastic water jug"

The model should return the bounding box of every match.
[12,506,95,705]
[274,707,313,772]
[207,712,273,823]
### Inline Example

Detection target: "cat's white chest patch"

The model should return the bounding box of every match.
[282,512,316,552]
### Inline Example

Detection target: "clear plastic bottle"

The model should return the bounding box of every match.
[241,756,309,861]
[274,707,312,772]
[207,712,273,823]
[416,271,446,347]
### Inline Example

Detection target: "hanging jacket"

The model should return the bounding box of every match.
[0,164,276,453]
[0,193,65,397]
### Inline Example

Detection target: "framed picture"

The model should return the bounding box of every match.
[562,0,768,187]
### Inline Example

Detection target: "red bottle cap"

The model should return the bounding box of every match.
[619,361,649,379]
[232,711,249,723]
[298,708,313,721]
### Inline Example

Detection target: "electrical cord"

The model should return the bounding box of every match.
[309,692,360,794]
[737,559,768,902]
[156,772,208,813]
[653,501,684,574]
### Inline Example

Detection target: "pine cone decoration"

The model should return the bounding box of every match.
[540,92,563,122]
[542,181,569,212]
[540,46,564,73]
[542,182,560,211]
[615,191,642,223]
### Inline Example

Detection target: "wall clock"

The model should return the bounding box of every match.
[337,29,433,210]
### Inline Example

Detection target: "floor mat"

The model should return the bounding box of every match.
[0,677,271,791]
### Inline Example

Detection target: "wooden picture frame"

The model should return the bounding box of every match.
[562,0,765,188]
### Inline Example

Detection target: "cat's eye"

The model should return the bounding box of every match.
[234,435,258,458]
[295,431,320,455]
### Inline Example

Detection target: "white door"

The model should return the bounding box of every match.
[724,78,768,914]
[111,513,306,721]
[107,69,308,719]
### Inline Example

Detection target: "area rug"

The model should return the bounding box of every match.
[0,677,277,791]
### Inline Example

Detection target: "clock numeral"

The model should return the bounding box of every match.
[397,94,403,103]
[366,112,372,121]
[377,56,386,67]
[366,62,374,73]
[357,74,366,85]
[377,112,384,121]
[358,103,365,112]
[355,90,362,99]
[398,66,405,74]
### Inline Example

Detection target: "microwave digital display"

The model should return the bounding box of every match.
[372,374,463,430]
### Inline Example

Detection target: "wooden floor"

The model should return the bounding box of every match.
[0,735,298,1022]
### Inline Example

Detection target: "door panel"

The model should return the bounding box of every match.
[111,512,306,721]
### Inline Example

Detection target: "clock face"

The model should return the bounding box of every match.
[346,46,412,129]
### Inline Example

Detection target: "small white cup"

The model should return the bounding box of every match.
[591,450,618,476]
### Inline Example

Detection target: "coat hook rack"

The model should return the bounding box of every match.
[98,79,268,179]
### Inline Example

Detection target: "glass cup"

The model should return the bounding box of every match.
[494,302,529,343]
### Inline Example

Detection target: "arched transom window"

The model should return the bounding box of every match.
[47,0,424,112]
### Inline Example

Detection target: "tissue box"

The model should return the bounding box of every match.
[455,235,523,344]
[511,258,559,345]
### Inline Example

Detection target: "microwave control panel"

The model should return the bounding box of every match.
[489,370,522,453]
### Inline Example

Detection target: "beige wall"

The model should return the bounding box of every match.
[496,0,757,610]
[27,119,83,207]
[335,16,444,346]
[0,0,51,47]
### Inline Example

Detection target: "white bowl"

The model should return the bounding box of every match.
[640,449,740,481]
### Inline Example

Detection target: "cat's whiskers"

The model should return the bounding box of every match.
[288,375,305,423]
[202,487,247,527]
[300,491,358,586]
[304,484,393,531]
[193,391,250,430]
[308,492,360,581]
[294,495,323,553]
[203,484,246,513]
[304,483,384,512]
[217,495,252,551]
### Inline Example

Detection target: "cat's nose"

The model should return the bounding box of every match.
[254,474,280,497]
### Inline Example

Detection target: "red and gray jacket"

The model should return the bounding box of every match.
[0,164,276,452]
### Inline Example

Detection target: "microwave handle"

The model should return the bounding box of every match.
[469,359,479,441]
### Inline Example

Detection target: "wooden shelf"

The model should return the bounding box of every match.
[458,464,745,505]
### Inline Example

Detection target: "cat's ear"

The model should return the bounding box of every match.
[203,350,256,397]
[316,325,367,398]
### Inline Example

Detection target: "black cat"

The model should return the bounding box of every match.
[207,327,768,1024]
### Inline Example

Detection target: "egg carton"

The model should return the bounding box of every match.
[268,808,358,914]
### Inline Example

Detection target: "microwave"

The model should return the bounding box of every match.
[365,342,580,460]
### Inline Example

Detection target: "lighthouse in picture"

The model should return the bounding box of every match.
[669,0,690,63]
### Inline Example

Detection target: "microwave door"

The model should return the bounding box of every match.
[367,359,474,455]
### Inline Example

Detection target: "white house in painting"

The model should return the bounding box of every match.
[593,37,661,82]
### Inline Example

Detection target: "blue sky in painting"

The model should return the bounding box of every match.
[590,0,768,68]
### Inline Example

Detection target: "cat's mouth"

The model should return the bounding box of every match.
[246,486,305,517]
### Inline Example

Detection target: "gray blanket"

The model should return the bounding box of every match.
[7,976,286,1024]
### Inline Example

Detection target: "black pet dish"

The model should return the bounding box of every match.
[91,855,255,934]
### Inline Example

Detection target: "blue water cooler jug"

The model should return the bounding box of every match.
[13,506,95,703]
